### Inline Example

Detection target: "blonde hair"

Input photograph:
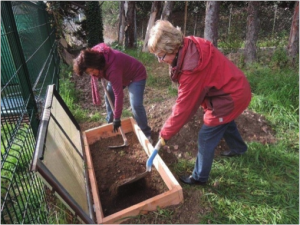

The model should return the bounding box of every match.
[148,20,184,55]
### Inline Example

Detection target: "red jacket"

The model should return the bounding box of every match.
[160,36,251,140]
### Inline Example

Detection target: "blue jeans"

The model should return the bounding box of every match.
[192,120,247,182]
[105,80,152,137]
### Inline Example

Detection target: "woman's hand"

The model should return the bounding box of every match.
[113,119,121,132]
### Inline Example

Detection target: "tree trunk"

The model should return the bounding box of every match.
[193,14,197,36]
[86,1,104,47]
[287,1,299,62]
[134,8,137,46]
[142,1,161,52]
[272,4,278,38]
[204,1,220,47]
[228,4,233,37]
[118,1,125,45]
[125,1,136,48]
[244,2,260,64]
[161,1,174,20]
[183,1,188,36]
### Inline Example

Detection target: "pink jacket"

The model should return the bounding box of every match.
[92,43,147,119]
[160,37,251,140]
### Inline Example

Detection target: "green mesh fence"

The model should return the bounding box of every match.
[1,1,60,224]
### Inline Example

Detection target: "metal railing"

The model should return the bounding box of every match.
[1,1,60,223]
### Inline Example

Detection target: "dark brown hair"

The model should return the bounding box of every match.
[73,49,106,76]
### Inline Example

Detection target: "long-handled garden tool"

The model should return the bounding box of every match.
[109,137,165,194]
[100,79,128,149]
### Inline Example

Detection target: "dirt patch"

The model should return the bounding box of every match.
[89,132,168,217]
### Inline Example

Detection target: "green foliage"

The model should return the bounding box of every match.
[101,1,119,26]
[59,63,105,123]
[154,206,174,219]
[59,63,73,79]
[168,84,178,96]
[1,125,32,177]
[122,109,133,118]
[257,31,289,48]
[247,65,298,107]
[218,34,244,54]
[89,112,103,122]
[1,124,48,223]
[47,198,76,224]
[146,72,171,89]
[245,60,299,157]
[86,1,104,47]
[118,150,126,157]
[171,158,195,174]
[270,47,289,68]
[110,41,125,51]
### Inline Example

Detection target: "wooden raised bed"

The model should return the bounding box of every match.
[82,117,183,224]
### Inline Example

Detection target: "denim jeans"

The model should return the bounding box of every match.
[105,80,152,137]
[192,120,247,182]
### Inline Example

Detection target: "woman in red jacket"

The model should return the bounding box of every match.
[148,20,251,185]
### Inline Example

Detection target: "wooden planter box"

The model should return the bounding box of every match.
[82,117,183,224]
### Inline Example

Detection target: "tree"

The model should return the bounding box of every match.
[46,1,85,65]
[287,1,299,63]
[204,1,220,47]
[192,2,202,36]
[161,1,174,20]
[142,1,162,52]
[183,1,188,36]
[86,1,104,47]
[118,1,125,45]
[125,1,136,48]
[46,1,104,64]
[244,2,260,64]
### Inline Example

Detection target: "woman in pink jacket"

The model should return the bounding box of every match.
[73,43,152,142]
[148,20,251,185]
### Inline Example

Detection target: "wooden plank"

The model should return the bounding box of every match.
[130,118,181,190]
[84,118,133,145]
[102,186,183,224]
[130,117,152,156]
[82,132,103,223]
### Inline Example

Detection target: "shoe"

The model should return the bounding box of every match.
[147,136,153,145]
[221,150,239,157]
[179,175,206,185]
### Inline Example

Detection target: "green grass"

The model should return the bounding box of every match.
[59,78,89,122]
[1,124,49,223]
[201,141,299,224]
[245,57,299,150]
[1,124,32,178]
[59,64,106,123]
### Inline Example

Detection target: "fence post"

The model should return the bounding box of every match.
[1,1,39,136]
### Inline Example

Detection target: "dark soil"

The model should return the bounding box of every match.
[89,132,168,217]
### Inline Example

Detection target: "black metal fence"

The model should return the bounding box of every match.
[1,1,60,223]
